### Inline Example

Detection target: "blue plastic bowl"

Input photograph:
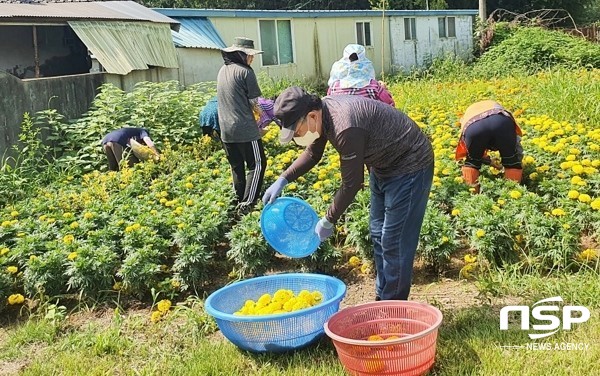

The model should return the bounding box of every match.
[205,273,347,353]
[260,197,320,258]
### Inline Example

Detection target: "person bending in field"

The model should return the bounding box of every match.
[263,87,433,301]
[101,127,159,171]
[455,100,524,193]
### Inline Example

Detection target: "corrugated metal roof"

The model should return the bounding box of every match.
[163,16,225,49]
[69,20,178,75]
[156,8,479,19]
[0,1,179,30]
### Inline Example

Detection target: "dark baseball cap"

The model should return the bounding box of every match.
[274,86,312,144]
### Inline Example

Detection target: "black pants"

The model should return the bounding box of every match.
[222,139,267,207]
[463,114,522,169]
[103,142,139,171]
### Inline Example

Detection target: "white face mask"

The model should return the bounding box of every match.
[293,131,320,147]
[293,118,320,147]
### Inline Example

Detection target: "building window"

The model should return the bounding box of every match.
[356,22,372,46]
[438,17,456,38]
[404,18,416,41]
[259,19,294,66]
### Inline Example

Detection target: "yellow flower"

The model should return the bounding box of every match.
[8,294,25,305]
[476,229,485,238]
[83,212,94,220]
[63,234,75,244]
[509,190,522,199]
[578,248,598,262]
[10,211,19,217]
[150,310,163,323]
[70,221,79,229]
[6,266,18,274]
[0,247,9,256]
[63,212,74,219]
[348,256,361,267]
[287,183,297,191]
[572,165,584,175]
[67,252,78,261]
[567,190,580,199]
[171,279,181,288]
[497,199,506,206]
[551,208,565,216]
[157,299,172,313]
[29,255,37,262]
[578,194,592,203]
[113,282,123,290]
[451,209,460,216]
[591,200,600,211]
[464,254,477,263]
[185,182,194,189]
[360,263,373,275]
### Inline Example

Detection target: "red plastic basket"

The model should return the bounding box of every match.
[324,301,443,375]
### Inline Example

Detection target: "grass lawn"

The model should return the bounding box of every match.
[1,270,598,376]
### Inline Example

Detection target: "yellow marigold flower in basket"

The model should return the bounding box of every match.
[311,291,323,303]
[257,294,271,306]
[8,293,25,305]
[364,356,385,373]
[157,299,172,313]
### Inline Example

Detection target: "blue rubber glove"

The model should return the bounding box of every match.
[262,177,288,204]
[315,217,334,242]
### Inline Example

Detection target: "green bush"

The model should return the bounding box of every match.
[418,203,459,271]
[474,26,600,77]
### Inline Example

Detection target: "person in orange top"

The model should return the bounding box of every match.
[455,100,523,192]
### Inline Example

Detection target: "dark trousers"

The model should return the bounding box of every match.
[463,114,521,169]
[103,142,139,171]
[222,139,267,207]
[369,163,434,300]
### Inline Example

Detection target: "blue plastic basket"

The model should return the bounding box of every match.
[260,197,321,258]
[205,273,347,353]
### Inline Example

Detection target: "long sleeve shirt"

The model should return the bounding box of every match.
[281,95,433,223]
